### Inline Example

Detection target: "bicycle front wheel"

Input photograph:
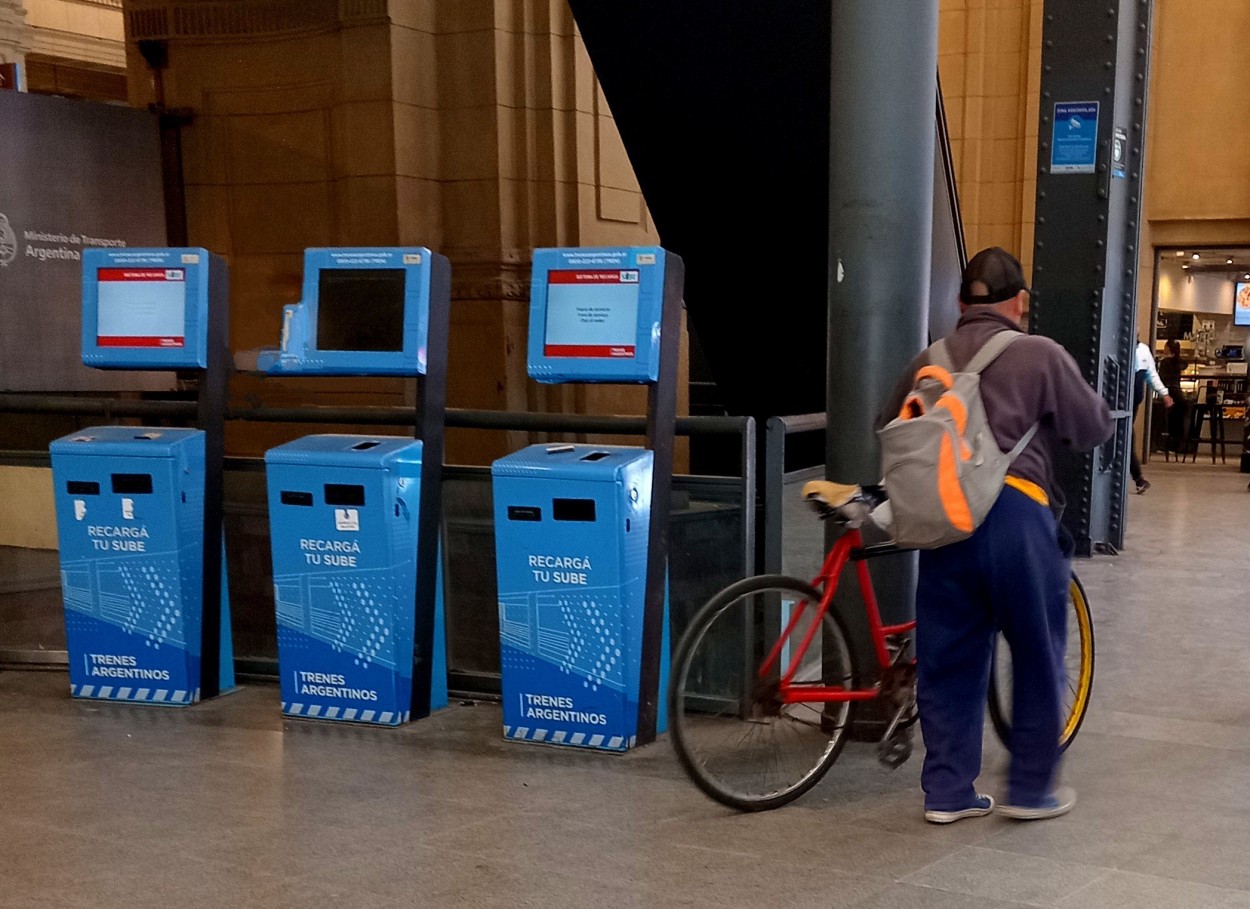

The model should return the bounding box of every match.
[668,575,858,812]
[988,574,1095,753]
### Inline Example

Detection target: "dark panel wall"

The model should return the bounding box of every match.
[569,1,965,426]
[0,91,168,392]
[569,1,833,419]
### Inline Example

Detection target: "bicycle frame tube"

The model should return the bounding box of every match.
[769,529,917,705]
[768,535,854,687]
[855,558,916,664]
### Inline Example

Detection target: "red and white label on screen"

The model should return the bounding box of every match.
[96,268,186,348]
[544,269,640,359]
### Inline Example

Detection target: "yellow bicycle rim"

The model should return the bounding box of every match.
[1061,578,1094,744]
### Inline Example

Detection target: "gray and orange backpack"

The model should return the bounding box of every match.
[878,331,1038,549]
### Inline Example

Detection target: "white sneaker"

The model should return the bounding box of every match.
[925,794,995,824]
[997,785,1076,821]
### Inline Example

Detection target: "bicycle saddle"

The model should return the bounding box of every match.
[802,481,861,512]
[802,482,889,526]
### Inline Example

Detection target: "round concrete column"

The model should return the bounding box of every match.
[826,1,938,634]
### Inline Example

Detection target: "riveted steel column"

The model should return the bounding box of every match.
[827,1,937,674]
[1032,0,1153,556]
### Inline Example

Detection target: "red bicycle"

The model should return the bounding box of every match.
[668,481,1095,811]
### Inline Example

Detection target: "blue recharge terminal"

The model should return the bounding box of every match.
[50,248,235,705]
[493,445,669,750]
[50,429,233,704]
[527,246,667,384]
[81,248,218,370]
[493,246,684,751]
[261,247,452,725]
[265,437,446,724]
[263,248,433,376]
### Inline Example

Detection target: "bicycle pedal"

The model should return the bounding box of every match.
[877,721,914,766]
[878,734,913,770]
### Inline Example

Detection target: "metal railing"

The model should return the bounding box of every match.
[0,392,748,436]
[762,413,828,577]
[0,393,756,695]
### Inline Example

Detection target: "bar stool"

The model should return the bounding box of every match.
[1187,402,1227,464]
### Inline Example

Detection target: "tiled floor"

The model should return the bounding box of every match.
[3,460,1249,908]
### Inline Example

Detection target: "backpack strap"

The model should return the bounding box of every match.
[928,339,954,373]
[963,329,1024,375]
[1007,422,1040,461]
[964,330,1037,462]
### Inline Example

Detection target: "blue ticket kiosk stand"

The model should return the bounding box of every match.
[261,248,450,725]
[50,428,233,704]
[50,248,235,705]
[494,445,669,750]
[266,436,446,724]
[493,246,683,751]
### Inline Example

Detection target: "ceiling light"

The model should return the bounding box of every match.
[1182,264,1189,270]
[1228,258,1234,265]
[1176,250,1185,256]
[1192,253,1201,260]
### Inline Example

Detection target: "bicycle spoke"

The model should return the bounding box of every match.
[670,580,856,810]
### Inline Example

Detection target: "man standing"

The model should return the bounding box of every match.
[1131,337,1173,493]
[1158,340,1188,455]
[880,248,1113,823]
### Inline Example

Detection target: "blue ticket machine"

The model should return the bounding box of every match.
[493,445,669,750]
[50,248,235,705]
[50,428,233,704]
[266,436,446,725]
[81,248,218,370]
[261,248,451,725]
[493,246,684,751]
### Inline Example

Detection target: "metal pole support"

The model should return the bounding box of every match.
[1032,0,1154,555]
[826,1,937,658]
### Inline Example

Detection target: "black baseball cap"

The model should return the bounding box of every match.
[960,247,1030,305]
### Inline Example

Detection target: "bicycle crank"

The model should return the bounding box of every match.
[876,695,918,770]
[878,726,914,770]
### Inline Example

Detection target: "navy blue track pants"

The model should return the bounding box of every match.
[915,486,1073,811]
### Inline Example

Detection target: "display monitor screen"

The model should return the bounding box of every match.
[95,268,187,348]
[1236,282,1250,327]
[543,269,641,358]
[316,268,407,352]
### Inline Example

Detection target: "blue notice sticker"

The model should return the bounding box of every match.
[1051,102,1100,174]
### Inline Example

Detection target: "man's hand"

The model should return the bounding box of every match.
[1164,394,1174,408]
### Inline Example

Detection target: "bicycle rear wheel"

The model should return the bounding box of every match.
[987,574,1094,753]
[668,575,858,811]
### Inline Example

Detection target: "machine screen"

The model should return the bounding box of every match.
[543,269,641,358]
[1236,282,1250,327]
[316,268,407,352]
[95,268,187,348]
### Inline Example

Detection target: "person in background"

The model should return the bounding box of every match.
[1158,340,1187,454]
[1131,337,1173,493]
